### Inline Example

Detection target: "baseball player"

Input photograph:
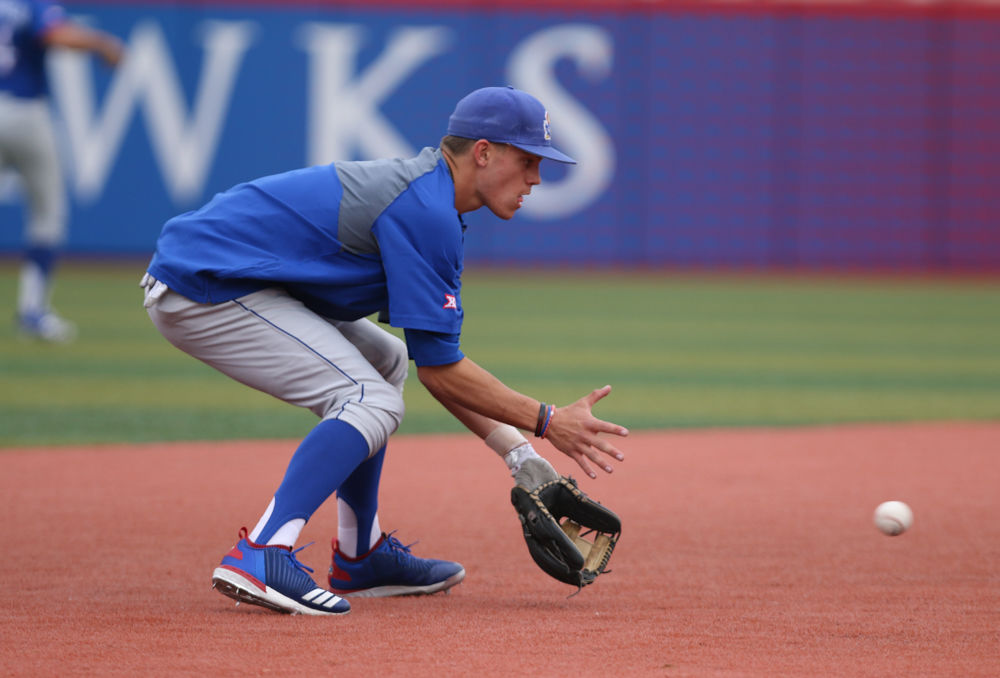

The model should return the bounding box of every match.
[142,86,628,616]
[0,0,122,342]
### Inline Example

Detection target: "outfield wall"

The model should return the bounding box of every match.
[1,0,997,270]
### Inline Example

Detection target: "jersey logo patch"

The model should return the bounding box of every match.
[442,294,458,310]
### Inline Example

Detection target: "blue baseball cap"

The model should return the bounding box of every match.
[447,86,576,165]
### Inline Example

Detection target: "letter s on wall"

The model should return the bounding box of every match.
[507,24,616,220]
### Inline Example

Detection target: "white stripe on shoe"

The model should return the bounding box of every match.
[310,590,336,605]
[212,568,350,616]
[301,588,326,601]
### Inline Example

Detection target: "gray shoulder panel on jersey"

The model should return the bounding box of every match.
[335,147,443,255]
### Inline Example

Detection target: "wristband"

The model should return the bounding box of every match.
[536,404,555,439]
[534,402,548,437]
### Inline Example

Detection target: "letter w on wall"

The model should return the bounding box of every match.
[48,20,255,206]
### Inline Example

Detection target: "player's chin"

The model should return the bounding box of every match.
[506,196,528,218]
[488,204,520,220]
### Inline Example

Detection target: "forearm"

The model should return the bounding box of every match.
[437,388,558,487]
[417,357,540,432]
[436,398,508,440]
[419,357,627,480]
[43,24,122,65]
[438,397,534,456]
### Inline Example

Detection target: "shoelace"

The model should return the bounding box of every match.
[286,542,316,574]
[383,531,418,554]
[237,527,316,574]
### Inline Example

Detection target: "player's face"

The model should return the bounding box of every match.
[478,144,543,220]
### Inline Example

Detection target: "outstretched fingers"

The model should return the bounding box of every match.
[594,418,629,442]
[585,384,613,407]
[578,387,628,438]
[566,430,627,478]
[548,385,629,478]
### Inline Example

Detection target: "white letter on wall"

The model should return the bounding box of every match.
[49,20,255,205]
[297,23,452,164]
[507,24,615,219]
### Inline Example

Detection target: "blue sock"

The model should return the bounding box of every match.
[255,419,370,544]
[337,446,386,556]
[20,246,58,316]
[25,246,57,276]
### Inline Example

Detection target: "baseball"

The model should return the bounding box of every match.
[873,500,913,536]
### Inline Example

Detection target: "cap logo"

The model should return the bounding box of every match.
[446,88,575,164]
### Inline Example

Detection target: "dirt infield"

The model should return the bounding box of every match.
[2,423,998,677]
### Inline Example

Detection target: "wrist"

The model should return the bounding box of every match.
[484,424,529,456]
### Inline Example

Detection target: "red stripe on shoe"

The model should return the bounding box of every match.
[219,564,266,592]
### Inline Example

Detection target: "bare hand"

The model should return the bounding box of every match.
[542,385,628,479]
[100,37,124,68]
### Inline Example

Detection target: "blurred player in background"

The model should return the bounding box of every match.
[142,86,628,616]
[0,0,122,342]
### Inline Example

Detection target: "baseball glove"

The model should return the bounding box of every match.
[510,476,621,592]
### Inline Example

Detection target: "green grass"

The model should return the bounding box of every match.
[2,261,999,446]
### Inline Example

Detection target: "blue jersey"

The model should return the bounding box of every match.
[148,147,467,366]
[0,0,65,98]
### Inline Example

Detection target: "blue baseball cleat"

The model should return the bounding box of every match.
[212,528,351,616]
[328,532,465,597]
[18,311,77,343]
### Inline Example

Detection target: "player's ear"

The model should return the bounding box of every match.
[473,139,491,167]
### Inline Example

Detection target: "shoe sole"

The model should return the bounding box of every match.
[332,567,466,598]
[17,328,77,344]
[211,567,350,616]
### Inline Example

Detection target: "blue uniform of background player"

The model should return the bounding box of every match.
[0,0,121,341]
[143,86,628,616]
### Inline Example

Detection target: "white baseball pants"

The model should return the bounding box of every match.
[143,279,408,455]
[0,93,66,247]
